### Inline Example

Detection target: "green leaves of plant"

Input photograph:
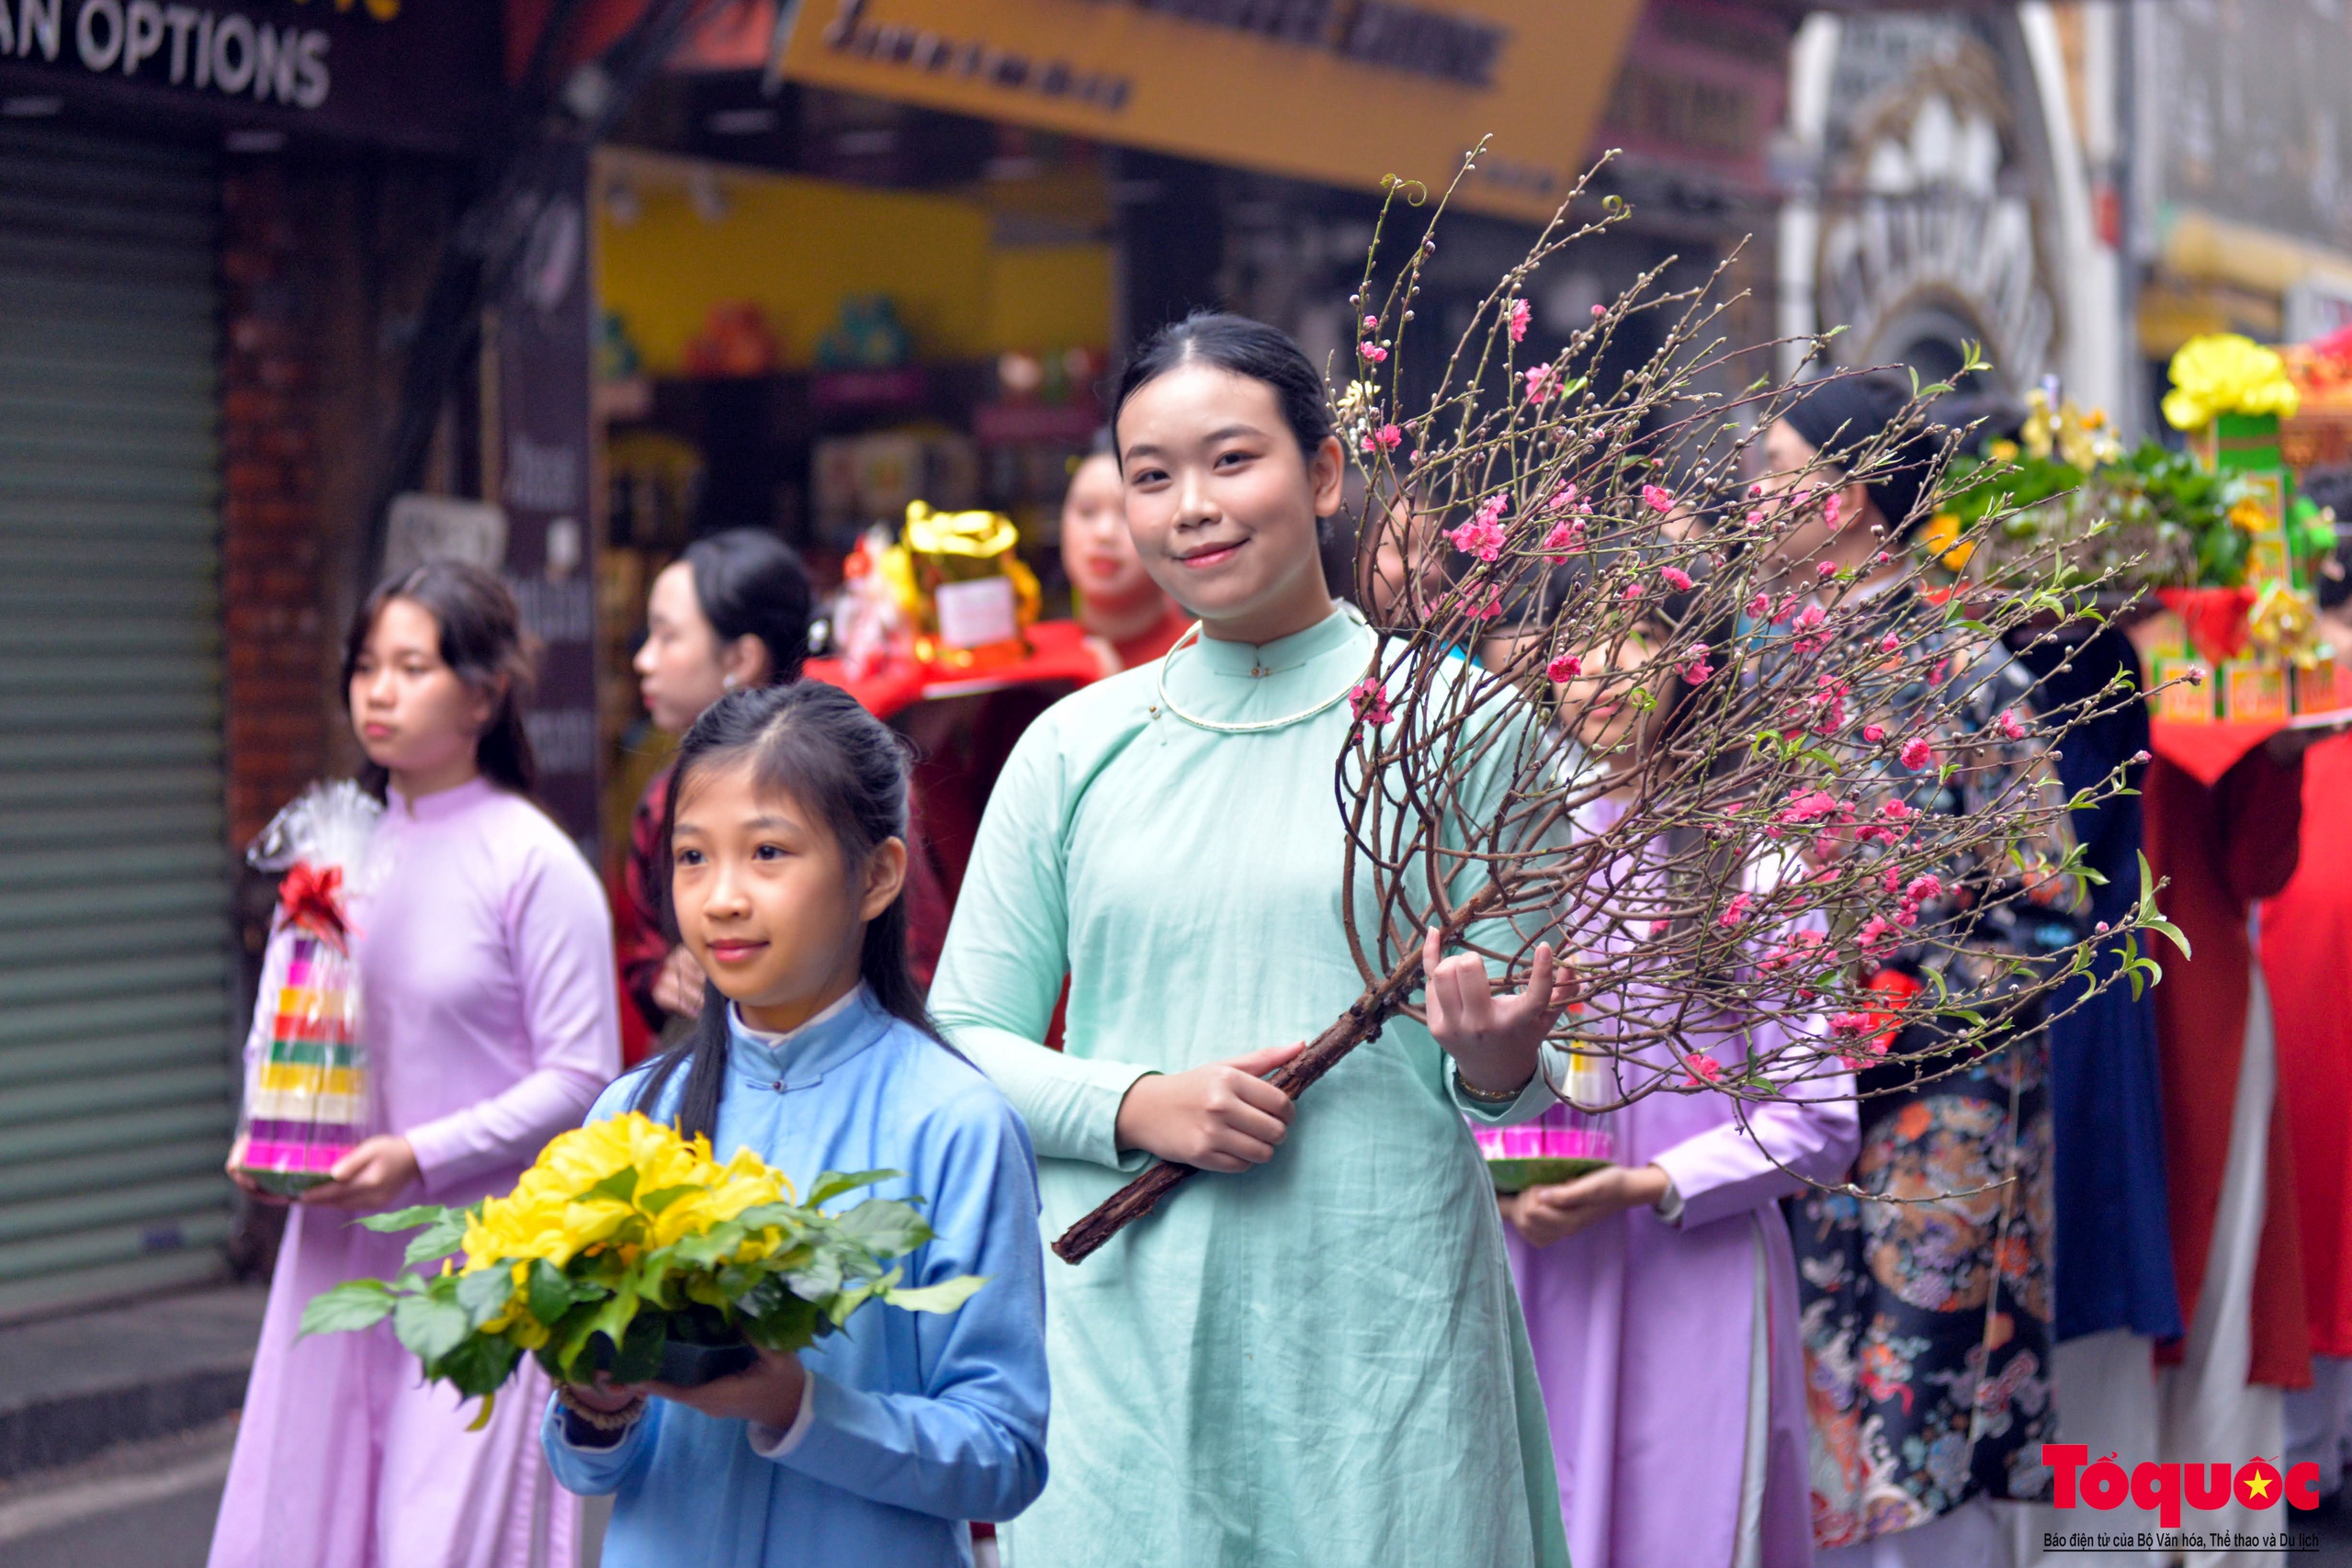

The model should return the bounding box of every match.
[806,1168,899,1206]
[527,1258,591,1325]
[356,1202,470,1267]
[300,1279,396,1337]
[883,1275,990,1314]
[393,1292,471,1364]
[832,1198,933,1257]
[309,1164,986,1404]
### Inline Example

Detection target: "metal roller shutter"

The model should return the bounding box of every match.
[0,125,233,1320]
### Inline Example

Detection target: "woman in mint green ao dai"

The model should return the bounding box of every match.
[929,313,1572,1567]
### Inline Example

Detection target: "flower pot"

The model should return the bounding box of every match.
[657,1336,757,1387]
[1485,1156,1610,1195]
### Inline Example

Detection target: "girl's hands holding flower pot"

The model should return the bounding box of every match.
[1500,1164,1672,1247]
[1423,931,1577,1101]
[643,1347,808,1429]
[302,1134,421,1211]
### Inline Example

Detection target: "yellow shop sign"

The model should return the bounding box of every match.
[771,0,1645,222]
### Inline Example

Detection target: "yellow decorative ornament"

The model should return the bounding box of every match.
[1917,512,1976,572]
[2163,333,2301,431]
[2246,579,2323,667]
[2021,389,2121,471]
[882,502,1043,667]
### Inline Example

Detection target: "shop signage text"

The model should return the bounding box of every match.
[0,0,496,152]
[0,1,348,109]
[776,0,1645,223]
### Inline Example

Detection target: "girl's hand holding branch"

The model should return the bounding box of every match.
[1114,1042,1304,1171]
[1422,930,1577,1100]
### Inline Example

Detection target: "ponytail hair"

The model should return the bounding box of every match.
[343,559,537,797]
[631,682,941,1140]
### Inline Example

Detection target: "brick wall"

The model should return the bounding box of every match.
[219,164,328,854]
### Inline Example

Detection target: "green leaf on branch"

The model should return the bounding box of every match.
[358,1204,448,1235]
[300,1279,397,1337]
[2136,853,2190,959]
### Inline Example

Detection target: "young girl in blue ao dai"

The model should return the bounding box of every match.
[542,682,1048,1566]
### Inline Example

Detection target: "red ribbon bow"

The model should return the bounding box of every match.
[279,861,351,953]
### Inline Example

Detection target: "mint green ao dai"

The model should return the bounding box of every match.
[929,610,1570,1568]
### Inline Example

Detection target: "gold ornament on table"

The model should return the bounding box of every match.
[881,502,1043,671]
[2245,579,2324,668]
[2019,387,2120,472]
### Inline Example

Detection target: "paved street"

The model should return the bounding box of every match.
[0,1418,230,1568]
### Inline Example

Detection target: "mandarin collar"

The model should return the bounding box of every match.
[384,775,499,823]
[1184,606,1364,680]
[727,987,888,1093]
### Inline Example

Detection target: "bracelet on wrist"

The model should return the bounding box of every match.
[556,1382,646,1432]
[1453,1065,1529,1106]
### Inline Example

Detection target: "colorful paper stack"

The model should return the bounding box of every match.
[1472,1111,1616,1165]
[234,781,379,1200]
[239,925,365,1194]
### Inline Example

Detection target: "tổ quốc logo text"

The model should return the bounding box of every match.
[2044,1443,2324,1528]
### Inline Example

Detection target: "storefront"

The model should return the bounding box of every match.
[582,0,1656,899]
[0,0,497,1318]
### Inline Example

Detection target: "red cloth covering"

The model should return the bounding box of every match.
[616,762,676,1044]
[2145,749,2313,1386]
[1106,604,1193,671]
[804,619,1106,722]
[2261,735,2352,1356]
[2151,719,2294,788]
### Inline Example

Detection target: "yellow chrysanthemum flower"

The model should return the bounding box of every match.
[2164,333,2301,430]
[458,1113,798,1296]
[1917,513,1976,572]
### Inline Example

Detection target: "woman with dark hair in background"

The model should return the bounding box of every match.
[1061,427,1191,672]
[929,311,1573,1566]
[210,560,619,1568]
[1756,375,2084,1566]
[1498,606,1858,1568]
[623,529,813,1036]
[621,530,952,1045]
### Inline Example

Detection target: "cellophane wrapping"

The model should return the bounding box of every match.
[1471,1050,1618,1164]
[234,782,382,1197]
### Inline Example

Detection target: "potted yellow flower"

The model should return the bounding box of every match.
[300,1112,983,1416]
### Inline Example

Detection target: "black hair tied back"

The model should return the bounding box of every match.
[683,527,813,687]
[1112,310,1335,465]
[631,682,941,1140]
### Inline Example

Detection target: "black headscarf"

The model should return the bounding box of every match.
[1780,371,1946,538]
